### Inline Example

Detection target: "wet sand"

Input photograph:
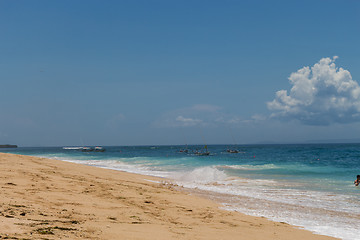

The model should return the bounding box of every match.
[0,153,338,239]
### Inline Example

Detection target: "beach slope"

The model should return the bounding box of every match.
[0,153,337,239]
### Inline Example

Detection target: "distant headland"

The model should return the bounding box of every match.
[0,144,18,148]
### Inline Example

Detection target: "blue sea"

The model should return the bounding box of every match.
[2,144,360,240]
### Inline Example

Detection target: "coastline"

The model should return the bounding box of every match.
[0,153,338,240]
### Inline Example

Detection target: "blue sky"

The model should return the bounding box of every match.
[1,0,360,146]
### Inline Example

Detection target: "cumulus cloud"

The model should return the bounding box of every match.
[267,56,360,125]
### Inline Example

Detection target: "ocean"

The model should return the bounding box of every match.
[2,144,360,240]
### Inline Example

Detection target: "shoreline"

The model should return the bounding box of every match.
[0,153,338,239]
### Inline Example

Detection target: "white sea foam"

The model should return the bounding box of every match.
[168,166,360,240]
[220,164,280,170]
[222,202,360,240]
[175,173,360,215]
[48,157,173,179]
[172,166,227,183]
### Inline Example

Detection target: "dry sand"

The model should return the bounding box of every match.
[0,153,338,239]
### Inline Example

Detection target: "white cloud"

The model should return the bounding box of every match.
[267,56,360,125]
[153,103,267,128]
[153,104,249,128]
[251,114,267,121]
[175,116,203,127]
[153,104,220,128]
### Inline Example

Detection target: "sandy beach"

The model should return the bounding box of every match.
[0,153,337,240]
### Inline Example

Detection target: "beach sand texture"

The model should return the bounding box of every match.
[0,153,337,240]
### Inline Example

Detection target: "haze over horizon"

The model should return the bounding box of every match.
[1,0,359,147]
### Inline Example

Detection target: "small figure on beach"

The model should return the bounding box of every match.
[354,175,360,186]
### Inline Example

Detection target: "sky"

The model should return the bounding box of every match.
[0,0,360,147]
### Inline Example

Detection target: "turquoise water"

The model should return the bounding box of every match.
[2,144,360,240]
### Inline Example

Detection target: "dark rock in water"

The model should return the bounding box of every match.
[0,144,17,148]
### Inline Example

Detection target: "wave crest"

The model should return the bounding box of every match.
[174,166,227,183]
